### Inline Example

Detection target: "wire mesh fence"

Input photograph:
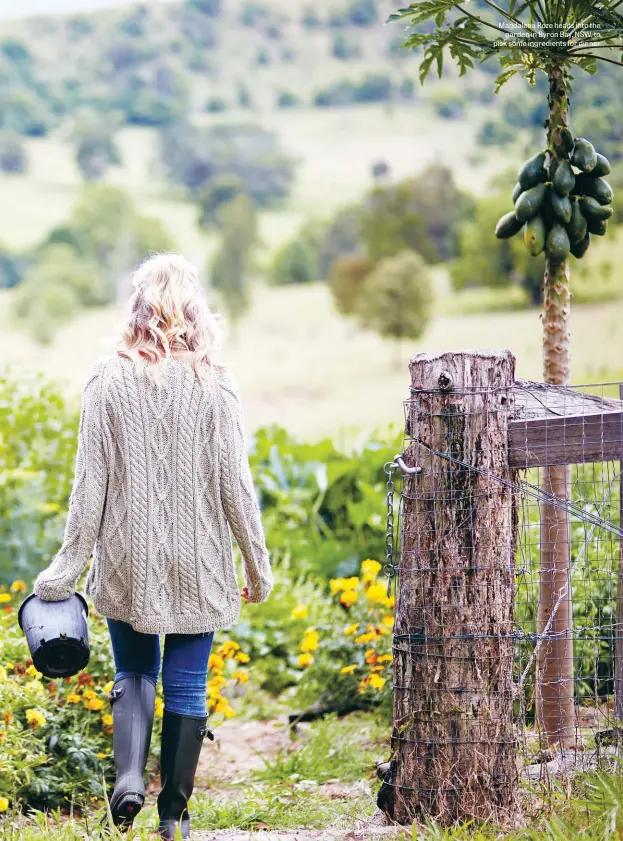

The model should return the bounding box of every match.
[381,359,623,825]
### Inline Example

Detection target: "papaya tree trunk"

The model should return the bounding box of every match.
[537,67,575,747]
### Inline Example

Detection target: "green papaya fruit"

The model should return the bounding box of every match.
[586,216,608,236]
[592,153,611,177]
[571,137,597,173]
[560,128,574,156]
[495,210,523,239]
[567,199,587,243]
[515,183,547,223]
[580,196,613,221]
[523,215,546,256]
[552,160,575,195]
[545,223,570,261]
[576,176,614,205]
[517,151,546,190]
[570,233,590,259]
[512,182,523,203]
[540,186,555,231]
[551,192,572,224]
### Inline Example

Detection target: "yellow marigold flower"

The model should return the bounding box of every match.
[66,693,81,704]
[365,583,387,604]
[369,673,386,691]
[340,665,357,675]
[344,623,359,636]
[235,651,250,663]
[344,577,359,590]
[25,664,42,678]
[300,628,319,653]
[365,649,378,665]
[339,590,358,608]
[214,697,236,717]
[26,708,47,728]
[155,698,164,718]
[377,654,393,663]
[85,698,104,711]
[82,690,96,701]
[0,667,6,682]
[361,559,382,581]
[232,669,248,683]
[10,580,26,593]
[208,654,224,672]
[354,632,375,644]
[382,615,394,627]
[290,604,308,620]
[2,709,13,725]
[297,653,314,668]
[357,676,370,693]
[103,681,114,693]
[208,685,222,700]
[330,577,347,594]
[218,641,241,659]
[383,595,395,608]
[97,752,106,760]
[102,714,113,727]
[0,797,8,812]
[0,594,11,604]
[208,674,227,689]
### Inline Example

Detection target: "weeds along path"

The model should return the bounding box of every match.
[171,715,401,841]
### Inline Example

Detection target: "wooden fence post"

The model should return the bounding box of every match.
[391,349,519,826]
[615,383,623,721]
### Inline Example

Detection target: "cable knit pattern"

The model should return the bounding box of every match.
[33,354,273,634]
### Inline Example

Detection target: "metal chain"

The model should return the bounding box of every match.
[383,460,398,598]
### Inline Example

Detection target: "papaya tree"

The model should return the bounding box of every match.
[390,1,623,746]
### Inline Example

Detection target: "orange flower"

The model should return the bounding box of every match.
[78,673,94,687]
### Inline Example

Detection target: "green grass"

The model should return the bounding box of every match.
[251,711,386,784]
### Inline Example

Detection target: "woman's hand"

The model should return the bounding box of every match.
[241,586,249,603]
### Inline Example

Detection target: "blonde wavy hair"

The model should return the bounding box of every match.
[117,253,224,384]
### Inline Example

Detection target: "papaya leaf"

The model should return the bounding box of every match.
[494,67,520,93]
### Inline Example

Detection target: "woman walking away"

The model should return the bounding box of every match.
[33,253,273,839]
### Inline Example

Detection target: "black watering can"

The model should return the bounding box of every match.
[18,592,90,679]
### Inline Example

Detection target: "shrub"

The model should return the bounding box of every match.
[302,7,323,28]
[0,130,27,173]
[329,255,376,315]
[354,73,392,103]
[478,118,516,147]
[160,121,297,207]
[346,0,377,26]
[240,1,271,26]
[429,85,465,119]
[291,559,393,719]
[270,224,323,285]
[188,0,221,14]
[206,96,228,112]
[331,33,360,60]
[314,80,357,107]
[450,192,544,304]
[355,249,434,344]
[277,90,299,109]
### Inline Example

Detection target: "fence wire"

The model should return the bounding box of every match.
[383,379,623,821]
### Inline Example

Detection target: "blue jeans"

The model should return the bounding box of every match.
[107,619,214,717]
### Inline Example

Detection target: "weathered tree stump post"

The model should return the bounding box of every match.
[391,349,519,826]
[615,383,623,721]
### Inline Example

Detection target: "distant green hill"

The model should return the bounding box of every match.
[0,0,425,134]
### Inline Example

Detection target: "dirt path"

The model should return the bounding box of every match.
[153,716,403,841]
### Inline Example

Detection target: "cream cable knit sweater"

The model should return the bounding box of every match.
[33,354,273,634]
